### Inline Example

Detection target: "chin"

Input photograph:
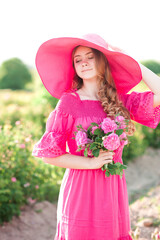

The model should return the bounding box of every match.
[81,73,97,80]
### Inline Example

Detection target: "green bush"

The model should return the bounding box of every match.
[141,124,160,148]
[122,123,149,164]
[0,122,65,225]
[140,60,160,75]
[0,58,32,90]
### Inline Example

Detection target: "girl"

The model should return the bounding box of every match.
[32,34,160,240]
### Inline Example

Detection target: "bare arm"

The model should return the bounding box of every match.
[43,153,90,169]
[42,151,114,169]
[139,63,160,107]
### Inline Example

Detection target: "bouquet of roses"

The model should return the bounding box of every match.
[72,114,130,179]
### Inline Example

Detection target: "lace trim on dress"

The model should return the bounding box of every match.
[32,131,68,158]
[119,91,160,129]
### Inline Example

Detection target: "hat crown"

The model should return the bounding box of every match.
[82,33,108,49]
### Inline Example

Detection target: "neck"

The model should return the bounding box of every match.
[81,80,99,99]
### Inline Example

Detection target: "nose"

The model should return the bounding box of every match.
[82,60,88,67]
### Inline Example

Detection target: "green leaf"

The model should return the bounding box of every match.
[76,148,82,152]
[115,129,123,136]
[101,166,105,171]
[103,163,108,170]
[108,164,115,169]
[84,148,88,157]
[93,128,101,135]
[120,164,127,170]
[109,169,115,175]
[95,137,102,143]
[115,162,121,167]
[91,122,99,127]
[90,143,97,149]
[115,168,121,175]
[77,124,83,128]
[120,173,123,179]
[87,126,93,131]
[105,171,110,177]
[92,148,100,157]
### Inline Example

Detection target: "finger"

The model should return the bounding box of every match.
[104,159,113,164]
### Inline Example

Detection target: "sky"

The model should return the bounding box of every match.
[1,0,160,68]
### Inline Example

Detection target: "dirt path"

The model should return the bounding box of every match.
[0,147,160,240]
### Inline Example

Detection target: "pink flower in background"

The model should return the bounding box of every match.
[35,185,39,189]
[101,117,117,133]
[91,126,99,134]
[15,120,21,126]
[25,137,30,142]
[24,182,30,187]
[103,133,120,150]
[28,198,37,204]
[19,144,25,149]
[75,131,88,147]
[11,177,17,182]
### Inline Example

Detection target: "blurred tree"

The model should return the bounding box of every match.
[140,60,160,75]
[0,58,32,89]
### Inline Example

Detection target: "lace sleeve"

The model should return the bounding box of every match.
[119,91,160,129]
[32,103,74,158]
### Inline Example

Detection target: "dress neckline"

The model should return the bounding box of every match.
[70,89,101,102]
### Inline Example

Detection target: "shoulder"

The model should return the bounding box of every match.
[55,91,79,115]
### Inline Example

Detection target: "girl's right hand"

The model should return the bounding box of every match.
[88,149,115,169]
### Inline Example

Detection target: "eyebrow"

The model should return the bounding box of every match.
[74,51,93,58]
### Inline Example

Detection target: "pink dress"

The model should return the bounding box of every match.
[32,89,160,240]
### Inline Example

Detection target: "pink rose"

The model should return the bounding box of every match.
[103,133,120,150]
[75,131,88,147]
[101,117,117,133]
[121,139,128,146]
[120,132,128,146]
[120,132,127,139]
[87,149,93,157]
[115,115,126,129]
[115,115,125,122]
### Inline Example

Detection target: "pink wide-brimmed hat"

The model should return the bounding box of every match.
[35,33,142,99]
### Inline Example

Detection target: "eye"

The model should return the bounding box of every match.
[75,59,81,63]
[88,55,94,59]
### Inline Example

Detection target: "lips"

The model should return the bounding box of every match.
[82,69,92,72]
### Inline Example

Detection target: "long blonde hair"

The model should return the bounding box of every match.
[71,46,136,136]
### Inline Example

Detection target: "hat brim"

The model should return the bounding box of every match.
[36,37,142,99]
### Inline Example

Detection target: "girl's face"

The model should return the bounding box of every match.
[73,46,98,80]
